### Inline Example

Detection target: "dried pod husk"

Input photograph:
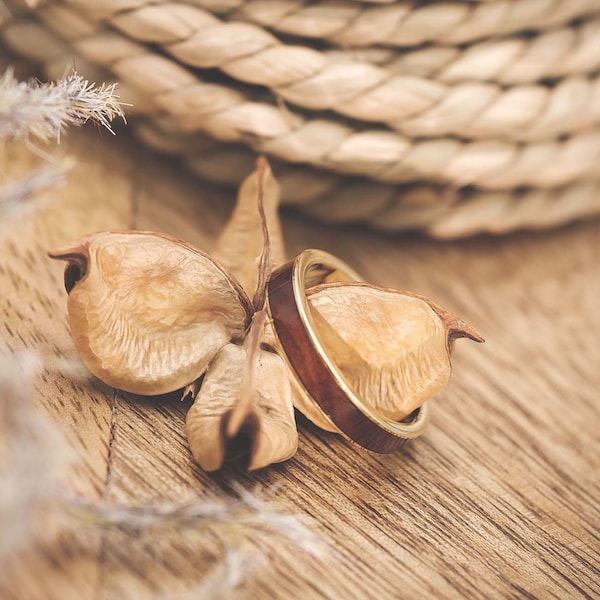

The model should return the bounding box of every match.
[212,157,286,299]
[49,231,252,395]
[291,282,483,432]
[186,312,298,471]
[185,156,301,470]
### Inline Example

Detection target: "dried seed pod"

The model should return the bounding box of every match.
[49,155,484,469]
[291,282,483,432]
[49,231,252,395]
[186,311,298,471]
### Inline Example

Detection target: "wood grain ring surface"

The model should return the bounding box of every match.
[267,249,430,454]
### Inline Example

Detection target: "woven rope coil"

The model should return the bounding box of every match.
[2,0,600,237]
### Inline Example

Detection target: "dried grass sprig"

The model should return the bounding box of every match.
[0,353,326,591]
[64,486,325,598]
[167,551,246,600]
[0,159,71,219]
[0,68,125,142]
[64,485,325,558]
[0,352,68,573]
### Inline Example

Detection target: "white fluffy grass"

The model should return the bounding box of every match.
[0,68,125,141]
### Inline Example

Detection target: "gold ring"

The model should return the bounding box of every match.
[267,249,430,454]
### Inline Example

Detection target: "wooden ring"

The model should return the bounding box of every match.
[267,249,430,454]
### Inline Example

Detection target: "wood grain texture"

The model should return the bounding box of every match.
[1,120,599,599]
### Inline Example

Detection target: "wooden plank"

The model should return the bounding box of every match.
[1,121,599,599]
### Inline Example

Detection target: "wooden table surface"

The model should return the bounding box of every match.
[1,123,599,600]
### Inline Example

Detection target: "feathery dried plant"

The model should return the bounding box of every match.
[0,352,67,573]
[0,69,125,566]
[0,68,124,141]
[0,351,325,594]
[0,68,125,218]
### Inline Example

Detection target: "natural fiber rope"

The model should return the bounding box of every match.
[15,1,600,87]
[130,117,600,237]
[6,6,599,194]
[215,0,600,48]
[324,19,600,85]
[2,0,599,236]
[43,0,600,142]
[132,118,600,238]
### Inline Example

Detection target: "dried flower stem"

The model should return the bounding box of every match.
[251,157,272,312]
[227,309,269,438]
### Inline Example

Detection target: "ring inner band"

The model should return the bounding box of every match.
[267,248,429,454]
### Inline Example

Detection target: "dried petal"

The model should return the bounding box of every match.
[49,231,252,395]
[290,282,482,430]
[186,312,298,471]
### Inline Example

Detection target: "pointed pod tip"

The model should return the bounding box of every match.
[256,155,271,173]
[48,239,90,261]
[448,322,485,345]
[48,241,91,293]
[416,295,484,347]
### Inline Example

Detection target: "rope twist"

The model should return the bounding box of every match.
[2,0,599,236]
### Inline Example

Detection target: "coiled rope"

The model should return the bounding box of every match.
[2,0,599,236]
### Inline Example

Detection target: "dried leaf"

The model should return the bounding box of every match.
[49,231,252,395]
